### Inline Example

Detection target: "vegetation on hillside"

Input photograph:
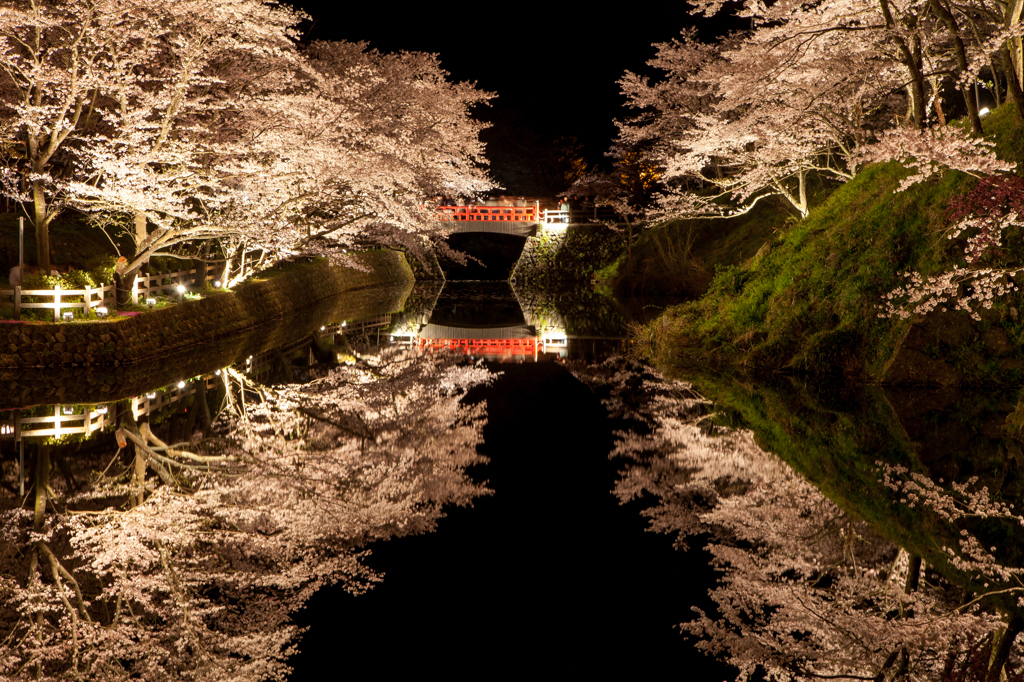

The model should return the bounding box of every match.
[634,105,1024,381]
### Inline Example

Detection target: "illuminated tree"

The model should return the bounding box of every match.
[0,2,494,278]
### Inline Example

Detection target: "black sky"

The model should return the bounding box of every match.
[284,2,740,194]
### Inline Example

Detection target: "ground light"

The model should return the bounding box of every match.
[95,306,108,317]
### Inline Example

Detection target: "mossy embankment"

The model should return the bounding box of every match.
[636,105,1024,384]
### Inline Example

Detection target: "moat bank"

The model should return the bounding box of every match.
[0,251,414,370]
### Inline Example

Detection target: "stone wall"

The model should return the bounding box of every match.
[0,251,414,369]
[510,224,625,287]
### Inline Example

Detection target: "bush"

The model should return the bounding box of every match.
[19,270,103,321]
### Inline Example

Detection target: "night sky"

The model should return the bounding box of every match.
[284,2,741,195]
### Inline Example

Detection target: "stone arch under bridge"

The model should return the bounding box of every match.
[434,205,622,283]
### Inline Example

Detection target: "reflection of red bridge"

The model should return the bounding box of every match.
[417,337,543,357]
[398,323,567,360]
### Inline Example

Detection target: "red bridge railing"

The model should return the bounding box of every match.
[435,205,540,222]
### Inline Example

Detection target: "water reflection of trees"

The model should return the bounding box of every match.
[1,350,493,681]
[573,359,1024,681]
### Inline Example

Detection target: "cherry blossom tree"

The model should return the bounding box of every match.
[616,0,1020,226]
[879,174,1024,320]
[0,1,495,280]
[210,40,494,273]
[0,0,302,275]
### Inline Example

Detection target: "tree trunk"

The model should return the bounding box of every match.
[33,445,50,533]
[133,446,146,508]
[987,614,1024,682]
[904,554,922,593]
[1001,45,1024,121]
[929,0,984,134]
[878,0,927,128]
[1008,0,1023,91]
[134,211,149,269]
[32,178,51,275]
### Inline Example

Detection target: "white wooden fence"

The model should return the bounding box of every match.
[1,249,266,320]
[2,283,115,321]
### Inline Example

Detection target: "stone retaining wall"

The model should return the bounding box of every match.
[511,224,625,287]
[0,251,414,369]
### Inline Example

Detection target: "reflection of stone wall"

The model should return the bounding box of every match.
[882,308,1024,385]
[510,224,625,287]
[0,283,412,409]
[0,251,414,370]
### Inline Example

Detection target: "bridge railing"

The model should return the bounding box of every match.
[436,205,540,222]
[542,207,623,224]
[432,204,624,224]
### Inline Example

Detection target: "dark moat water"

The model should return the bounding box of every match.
[4,281,1024,679]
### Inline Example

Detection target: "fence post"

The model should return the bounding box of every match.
[13,285,20,320]
[53,286,61,322]
[84,284,92,315]
[131,275,139,306]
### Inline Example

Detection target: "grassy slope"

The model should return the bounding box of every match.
[639,105,1024,380]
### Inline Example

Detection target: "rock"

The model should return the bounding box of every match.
[922,309,976,346]
[901,324,934,352]
[883,347,964,385]
[998,358,1024,373]
[981,327,1014,357]
[54,333,66,343]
